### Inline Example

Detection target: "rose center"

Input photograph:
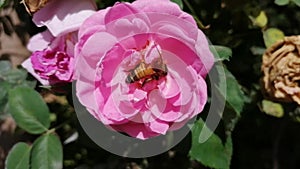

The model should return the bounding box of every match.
[124,41,168,91]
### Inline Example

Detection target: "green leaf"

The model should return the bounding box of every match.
[210,45,232,61]
[216,67,245,115]
[250,11,268,28]
[0,81,10,102]
[275,0,290,5]
[0,82,11,118]
[0,61,12,74]
[0,0,6,8]
[171,0,183,9]
[250,46,266,55]
[224,69,245,114]
[291,0,300,6]
[31,133,63,169]
[290,107,300,122]
[190,119,232,169]
[262,100,284,118]
[263,28,285,48]
[22,80,37,88]
[2,69,28,84]
[5,142,31,169]
[8,86,50,134]
[0,103,9,119]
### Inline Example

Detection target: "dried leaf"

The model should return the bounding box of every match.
[21,0,50,14]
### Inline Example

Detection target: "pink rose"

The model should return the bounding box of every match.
[22,32,77,85]
[75,0,214,139]
[22,0,96,85]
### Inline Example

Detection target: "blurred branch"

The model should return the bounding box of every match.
[0,2,30,67]
[272,119,286,169]
[182,0,210,29]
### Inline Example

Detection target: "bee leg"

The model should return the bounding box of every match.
[141,77,153,87]
[152,74,160,80]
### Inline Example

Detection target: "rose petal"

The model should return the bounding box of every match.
[107,17,150,39]
[102,89,128,124]
[169,118,189,131]
[78,9,109,39]
[21,59,50,85]
[167,67,193,106]
[132,0,196,26]
[158,74,180,99]
[154,23,195,46]
[33,0,96,36]
[159,37,199,70]
[27,30,53,51]
[148,119,169,134]
[148,89,167,120]
[195,30,214,77]
[111,122,159,140]
[104,2,138,24]
[81,32,117,61]
[160,106,182,122]
[187,66,208,115]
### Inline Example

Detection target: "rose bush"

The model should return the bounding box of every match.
[75,0,214,139]
[22,0,96,85]
[262,35,300,105]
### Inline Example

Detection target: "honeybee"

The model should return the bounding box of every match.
[125,49,168,86]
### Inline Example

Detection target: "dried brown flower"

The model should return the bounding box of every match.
[21,0,50,14]
[262,36,300,105]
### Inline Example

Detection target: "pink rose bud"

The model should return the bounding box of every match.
[30,49,73,83]
[75,0,214,139]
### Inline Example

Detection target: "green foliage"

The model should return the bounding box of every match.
[8,86,50,134]
[275,0,300,6]
[275,0,290,5]
[249,11,268,28]
[0,81,10,119]
[5,143,31,169]
[225,69,245,115]
[262,100,284,118]
[0,0,6,8]
[263,28,285,48]
[1,62,63,169]
[5,134,63,169]
[0,61,36,119]
[31,133,63,169]
[216,67,246,116]
[171,0,183,9]
[292,0,300,6]
[190,64,246,168]
[0,61,11,72]
[190,119,232,169]
[219,67,246,135]
[290,107,300,122]
[210,45,232,61]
